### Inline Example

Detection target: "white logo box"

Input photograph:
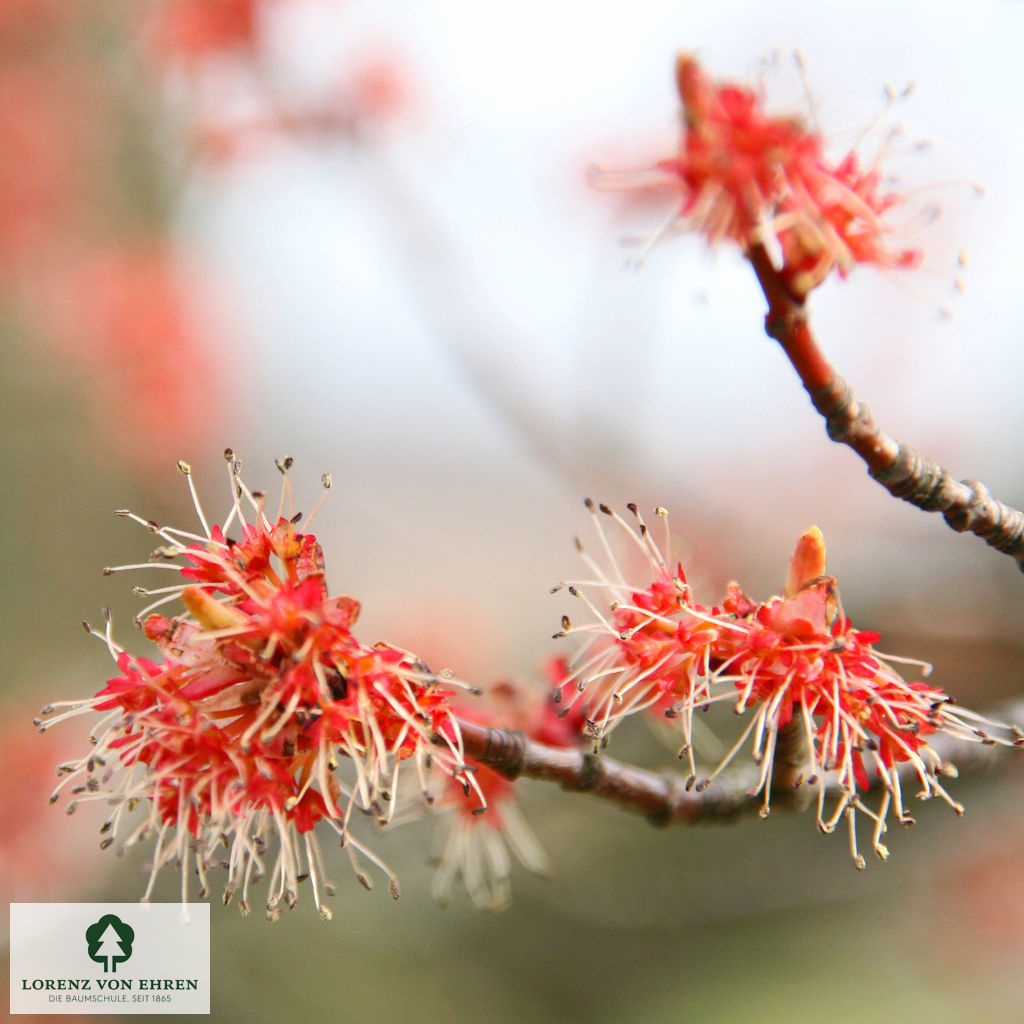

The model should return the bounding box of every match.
[10,903,209,1015]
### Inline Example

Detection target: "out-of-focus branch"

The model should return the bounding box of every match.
[452,700,1020,827]
[745,242,1024,572]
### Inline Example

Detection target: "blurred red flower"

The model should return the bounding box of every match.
[45,245,231,471]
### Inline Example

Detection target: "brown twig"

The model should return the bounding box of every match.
[745,242,1024,571]
[452,704,1017,827]
[455,718,758,825]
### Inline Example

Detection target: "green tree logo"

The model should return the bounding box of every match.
[85,914,135,973]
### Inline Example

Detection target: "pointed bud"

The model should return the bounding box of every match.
[785,526,827,597]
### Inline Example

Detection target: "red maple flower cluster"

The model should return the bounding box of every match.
[556,505,1020,866]
[594,54,922,295]
[39,454,478,919]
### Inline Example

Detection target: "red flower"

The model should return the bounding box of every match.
[701,528,1009,866]
[0,713,98,903]
[553,500,733,784]
[44,245,230,474]
[40,454,479,918]
[593,54,921,295]
[149,0,262,63]
[560,511,1021,866]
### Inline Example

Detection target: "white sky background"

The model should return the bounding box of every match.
[180,0,1024,679]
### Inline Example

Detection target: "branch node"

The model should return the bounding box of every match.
[645,798,673,829]
[749,244,1024,572]
[871,445,951,510]
[481,728,526,780]
[577,752,605,793]
[764,307,805,342]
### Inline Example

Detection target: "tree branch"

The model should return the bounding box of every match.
[745,243,1024,572]
[452,701,1019,827]
[455,718,757,825]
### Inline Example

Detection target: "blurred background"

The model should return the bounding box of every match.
[4,0,1024,1020]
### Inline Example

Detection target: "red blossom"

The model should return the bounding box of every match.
[0,64,97,284]
[593,54,921,295]
[554,500,728,784]
[0,713,98,903]
[44,245,231,473]
[40,455,478,918]
[149,0,262,63]
[560,511,1020,867]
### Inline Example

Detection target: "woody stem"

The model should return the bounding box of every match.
[451,701,1017,826]
[454,718,756,825]
[745,242,1024,571]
